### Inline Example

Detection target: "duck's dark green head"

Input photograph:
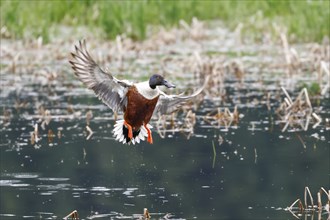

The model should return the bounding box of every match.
[149,74,176,89]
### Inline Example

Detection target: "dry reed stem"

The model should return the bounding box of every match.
[266,92,271,111]
[86,110,93,126]
[234,22,243,45]
[30,131,35,145]
[288,198,301,210]
[86,125,93,140]
[287,209,300,219]
[287,186,330,219]
[304,114,311,131]
[191,51,226,99]
[254,147,258,164]
[48,129,55,143]
[31,123,40,144]
[304,187,314,208]
[312,113,322,129]
[280,33,301,76]
[179,17,205,40]
[63,210,79,220]
[181,110,196,139]
[155,109,197,139]
[278,87,321,132]
[143,208,150,219]
[281,87,293,104]
[318,192,322,210]
[156,114,168,138]
[57,128,62,139]
[320,187,330,201]
[203,106,239,129]
[230,60,245,83]
[320,61,330,95]
[212,140,216,168]
[41,109,51,130]
[286,198,304,219]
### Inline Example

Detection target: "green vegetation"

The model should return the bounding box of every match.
[298,82,321,96]
[1,0,329,42]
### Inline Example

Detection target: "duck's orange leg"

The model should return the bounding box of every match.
[144,124,153,144]
[124,121,133,139]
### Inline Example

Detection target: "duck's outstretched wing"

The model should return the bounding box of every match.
[154,76,209,115]
[69,40,132,113]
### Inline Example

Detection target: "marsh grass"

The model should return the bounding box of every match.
[286,187,330,219]
[1,0,329,43]
[277,87,322,132]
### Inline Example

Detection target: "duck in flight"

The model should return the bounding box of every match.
[69,40,207,144]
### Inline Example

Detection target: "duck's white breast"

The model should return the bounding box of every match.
[134,81,160,99]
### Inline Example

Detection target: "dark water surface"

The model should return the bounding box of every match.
[0,85,329,219]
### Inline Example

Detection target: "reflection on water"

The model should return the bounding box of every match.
[1,24,329,219]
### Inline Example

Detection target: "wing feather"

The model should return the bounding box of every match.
[154,76,209,115]
[69,40,132,113]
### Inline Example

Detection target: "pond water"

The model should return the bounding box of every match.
[0,23,329,219]
[0,81,329,219]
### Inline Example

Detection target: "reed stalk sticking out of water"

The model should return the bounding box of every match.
[63,210,79,220]
[277,87,322,132]
[286,187,330,219]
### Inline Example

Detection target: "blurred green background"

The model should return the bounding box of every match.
[1,0,329,43]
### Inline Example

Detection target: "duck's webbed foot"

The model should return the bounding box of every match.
[124,121,133,139]
[144,124,153,144]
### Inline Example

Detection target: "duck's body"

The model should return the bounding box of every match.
[69,40,206,144]
[125,85,159,130]
[123,85,159,143]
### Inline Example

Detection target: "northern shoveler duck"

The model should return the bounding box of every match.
[69,40,207,144]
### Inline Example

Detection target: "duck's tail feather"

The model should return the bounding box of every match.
[113,120,152,145]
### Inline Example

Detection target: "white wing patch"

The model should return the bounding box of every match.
[112,119,153,145]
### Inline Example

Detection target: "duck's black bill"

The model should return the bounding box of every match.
[163,80,176,88]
